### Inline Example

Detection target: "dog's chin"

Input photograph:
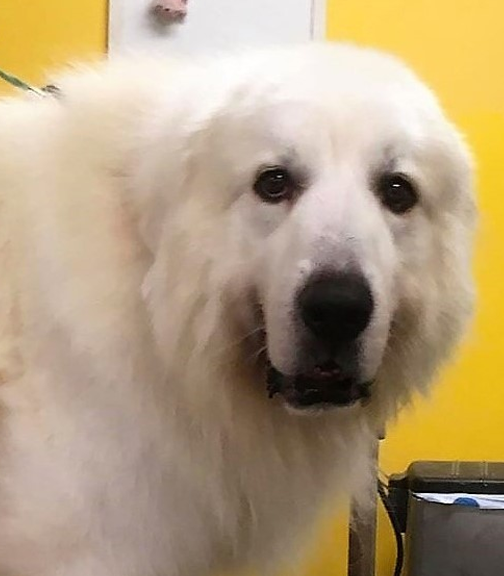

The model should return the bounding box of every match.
[266,362,373,411]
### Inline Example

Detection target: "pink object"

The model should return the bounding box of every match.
[151,0,188,23]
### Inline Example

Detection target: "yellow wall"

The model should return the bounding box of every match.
[0,0,106,89]
[2,1,504,575]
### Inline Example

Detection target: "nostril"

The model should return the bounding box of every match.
[299,272,374,343]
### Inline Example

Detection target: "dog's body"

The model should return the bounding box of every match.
[0,44,475,575]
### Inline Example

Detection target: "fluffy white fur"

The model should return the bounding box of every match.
[0,43,476,575]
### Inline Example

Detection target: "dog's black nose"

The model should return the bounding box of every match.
[298,273,374,344]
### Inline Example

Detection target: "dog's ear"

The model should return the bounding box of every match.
[442,123,477,224]
[372,124,477,419]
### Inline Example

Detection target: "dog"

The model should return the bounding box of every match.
[0,43,476,575]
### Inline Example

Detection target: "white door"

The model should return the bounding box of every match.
[109,0,326,55]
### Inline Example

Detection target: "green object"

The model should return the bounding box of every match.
[0,68,44,95]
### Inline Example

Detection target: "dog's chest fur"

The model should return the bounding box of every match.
[0,353,369,575]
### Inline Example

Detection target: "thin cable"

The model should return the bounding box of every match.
[0,68,44,95]
[378,479,404,576]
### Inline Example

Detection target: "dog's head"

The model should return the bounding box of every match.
[139,44,476,414]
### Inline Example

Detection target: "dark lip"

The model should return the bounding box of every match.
[266,363,372,408]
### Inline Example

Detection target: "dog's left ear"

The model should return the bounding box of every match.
[444,124,477,223]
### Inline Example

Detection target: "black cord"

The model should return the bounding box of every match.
[378,479,404,576]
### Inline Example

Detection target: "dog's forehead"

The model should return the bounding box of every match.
[250,50,441,146]
[250,90,427,171]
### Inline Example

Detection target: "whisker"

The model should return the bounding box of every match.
[244,344,267,365]
[207,325,265,359]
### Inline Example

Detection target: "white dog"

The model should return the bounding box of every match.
[0,43,476,575]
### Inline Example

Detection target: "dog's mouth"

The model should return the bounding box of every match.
[266,360,372,409]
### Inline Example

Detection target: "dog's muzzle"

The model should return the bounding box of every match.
[266,272,375,408]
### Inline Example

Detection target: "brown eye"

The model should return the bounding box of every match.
[377,173,419,214]
[253,167,294,203]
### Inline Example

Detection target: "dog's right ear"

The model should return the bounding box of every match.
[47,56,199,251]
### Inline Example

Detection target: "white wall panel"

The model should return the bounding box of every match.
[109,0,326,55]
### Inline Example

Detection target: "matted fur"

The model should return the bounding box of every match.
[0,43,475,575]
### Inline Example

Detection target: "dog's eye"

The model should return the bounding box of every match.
[253,167,294,203]
[377,173,419,214]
